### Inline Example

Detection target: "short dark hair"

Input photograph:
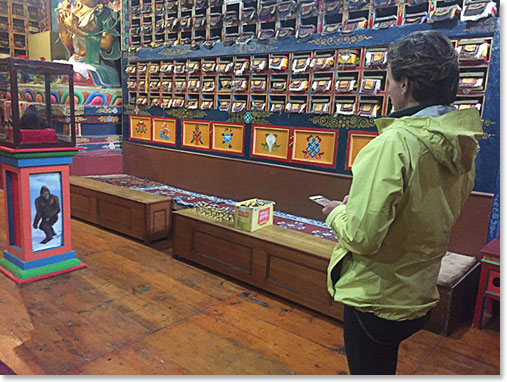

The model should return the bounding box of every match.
[387,30,459,105]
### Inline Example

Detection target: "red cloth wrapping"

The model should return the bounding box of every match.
[20,129,57,143]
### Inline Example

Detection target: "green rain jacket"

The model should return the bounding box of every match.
[326,106,483,321]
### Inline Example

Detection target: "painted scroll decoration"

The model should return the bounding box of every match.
[182,120,210,149]
[346,131,378,169]
[252,125,290,160]
[191,126,204,145]
[129,115,151,140]
[152,117,176,145]
[292,129,336,165]
[211,123,244,154]
[263,133,280,153]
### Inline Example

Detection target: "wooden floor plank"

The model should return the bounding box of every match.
[138,320,295,375]
[0,189,499,375]
[14,298,151,374]
[421,346,500,375]
[191,298,349,374]
[396,356,423,375]
[213,290,346,351]
[0,287,36,342]
[83,250,225,311]
[110,244,247,301]
[0,336,47,375]
[15,322,88,374]
[70,220,136,256]
[398,327,443,362]
[413,363,458,375]
[71,269,202,332]
[70,342,191,375]
[436,319,500,369]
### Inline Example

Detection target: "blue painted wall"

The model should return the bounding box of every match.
[50,0,59,31]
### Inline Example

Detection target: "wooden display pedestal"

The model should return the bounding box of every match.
[0,147,86,284]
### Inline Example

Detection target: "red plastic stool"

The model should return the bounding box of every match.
[472,237,500,328]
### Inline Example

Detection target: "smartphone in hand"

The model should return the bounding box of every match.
[309,195,331,207]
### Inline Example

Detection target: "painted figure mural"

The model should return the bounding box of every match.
[55,0,121,87]
[30,172,64,252]
[33,185,61,244]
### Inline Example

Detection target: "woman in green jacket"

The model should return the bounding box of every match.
[322,31,483,374]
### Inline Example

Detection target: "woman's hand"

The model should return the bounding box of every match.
[322,195,348,217]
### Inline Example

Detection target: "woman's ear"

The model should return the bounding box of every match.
[400,76,409,95]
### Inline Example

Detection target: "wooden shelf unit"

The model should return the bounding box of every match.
[126,45,393,116]
[125,38,493,116]
[0,0,47,57]
[454,37,493,117]
[126,0,480,51]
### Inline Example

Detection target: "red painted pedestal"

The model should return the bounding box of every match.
[472,237,500,328]
[0,147,86,284]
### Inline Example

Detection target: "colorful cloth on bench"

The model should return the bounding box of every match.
[87,174,337,241]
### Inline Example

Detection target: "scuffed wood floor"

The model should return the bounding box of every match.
[0,202,500,374]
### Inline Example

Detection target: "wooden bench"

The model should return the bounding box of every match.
[427,252,480,336]
[173,208,343,319]
[173,208,479,336]
[69,176,172,244]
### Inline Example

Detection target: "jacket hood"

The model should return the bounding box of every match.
[375,107,483,174]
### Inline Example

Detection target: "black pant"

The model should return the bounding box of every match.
[343,304,430,375]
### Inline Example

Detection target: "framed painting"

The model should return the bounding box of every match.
[345,131,378,170]
[181,120,211,150]
[129,115,152,141]
[291,128,338,167]
[251,125,291,162]
[152,117,177,146]
[29,172,63,252]
[211,122,245,155]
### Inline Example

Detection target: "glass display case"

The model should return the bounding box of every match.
[0,58,76,149]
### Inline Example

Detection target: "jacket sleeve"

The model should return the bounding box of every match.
[326,133,407,255]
